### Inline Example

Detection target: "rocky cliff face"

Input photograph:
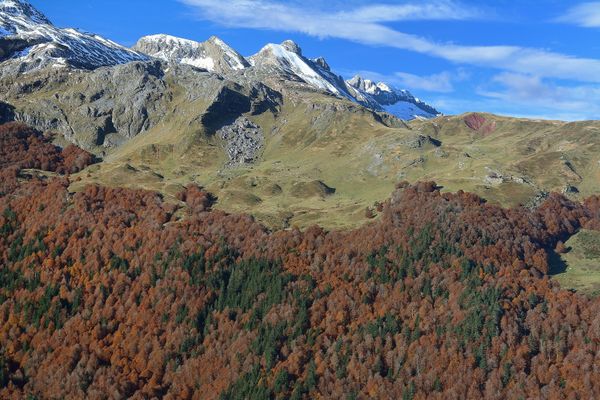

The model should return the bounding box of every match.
[1,61,282,154]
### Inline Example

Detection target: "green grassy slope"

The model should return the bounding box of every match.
[550,230,600,296]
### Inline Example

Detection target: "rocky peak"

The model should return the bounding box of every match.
[0,0,51,26]
[313,56,330,71]
[203,35,250,71]
[206,35,228,48]
[133,34,249,74]
[0,0,147,71]
[280,39,302,55]
[249,42,346,96]
[133,34,206,65]
[347,75,363,87]
[347,74,400,100]
[347,75,382,95]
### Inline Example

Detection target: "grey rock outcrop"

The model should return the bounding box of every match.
[398,134,441,149]
[201,81,282,133]
[483,167,532,187]
[217,117,264,165]
[0,61,169,150]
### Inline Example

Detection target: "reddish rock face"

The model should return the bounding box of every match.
[464,113,497,135]
[464,113,487,131]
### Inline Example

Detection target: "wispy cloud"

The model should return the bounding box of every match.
[477,72,600,119]
[346,69,468,93]
[335,1,482,23]
[393,71,455,93]
[181,0,600,83]
[556,2,600,27]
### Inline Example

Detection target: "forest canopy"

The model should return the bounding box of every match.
[0,123,599,399]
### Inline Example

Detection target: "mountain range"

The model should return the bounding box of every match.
[0,0,439,120]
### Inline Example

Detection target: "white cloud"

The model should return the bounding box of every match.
[335,1,482,23]
[556,2,600,27]
[477,72,600,119]
[393,71,454,93]
[181,0,600,83]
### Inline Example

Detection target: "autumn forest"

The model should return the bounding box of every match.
[1,122,600,399]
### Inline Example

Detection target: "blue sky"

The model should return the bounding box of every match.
[29,0,600,120]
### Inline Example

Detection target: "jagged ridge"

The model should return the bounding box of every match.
[133,34,249,74]
[247,39,440,120]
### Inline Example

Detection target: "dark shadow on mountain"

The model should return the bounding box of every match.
[0,101,15,124]
[201,87,252,135]
[548,249,568,276]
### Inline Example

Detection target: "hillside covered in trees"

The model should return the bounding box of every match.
[1,122,600,399]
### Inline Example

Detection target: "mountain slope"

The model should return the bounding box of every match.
[0,0,147,72]
[2,142,600,397]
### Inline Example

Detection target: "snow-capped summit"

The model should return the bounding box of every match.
[347,75,407,105]
[312,57,330,71]
[0,0,147,71]
[249,41,349,96]
[280,39,302,55]
[347,75,385,95]
[0,0,50,26]
[248,40,440,120]
[347,75,441,120]
[133,34,249,74]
